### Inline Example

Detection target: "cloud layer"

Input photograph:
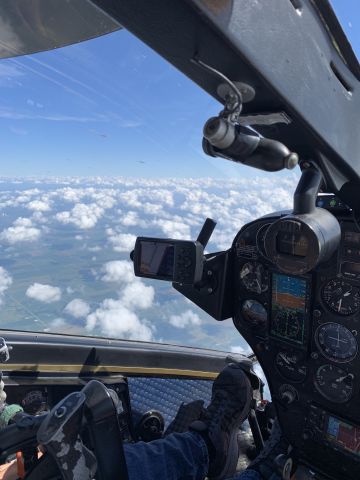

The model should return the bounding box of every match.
[0,175,297,362]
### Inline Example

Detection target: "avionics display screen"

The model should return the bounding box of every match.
[325,415,360,458]
[276,231,309,257]
[270,274,307,345]
[139,241,175,279]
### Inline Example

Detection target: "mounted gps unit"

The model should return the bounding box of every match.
[132,218,216,285]
[133,238,204,284]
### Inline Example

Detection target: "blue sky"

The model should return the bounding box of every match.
[0,1,357,179]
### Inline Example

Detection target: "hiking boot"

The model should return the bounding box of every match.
[165,400,205,435]
[190,363,252,479]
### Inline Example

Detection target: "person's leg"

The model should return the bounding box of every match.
[124,431,208,480]
[123,363,252,480]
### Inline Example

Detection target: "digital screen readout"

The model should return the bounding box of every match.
[325,415,360,457]
[270,274,307,345]
[139,241,175,279]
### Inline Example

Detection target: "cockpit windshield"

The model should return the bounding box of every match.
[331,0,359,58]
[0,19,303,355]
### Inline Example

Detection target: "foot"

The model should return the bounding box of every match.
[190,363,252,480]
[165,400,205,435]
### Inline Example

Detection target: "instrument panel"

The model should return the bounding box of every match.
[232,204,360,478]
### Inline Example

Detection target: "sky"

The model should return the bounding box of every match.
[0,1,356,180]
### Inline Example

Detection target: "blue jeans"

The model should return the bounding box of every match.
[124,431,263,480]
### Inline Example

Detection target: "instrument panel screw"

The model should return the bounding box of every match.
[310,352,318,360]
[207,287,213,293]
[207,270,213,276]
[313,309,321,318]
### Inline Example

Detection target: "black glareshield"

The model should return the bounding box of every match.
[133,237,204,285]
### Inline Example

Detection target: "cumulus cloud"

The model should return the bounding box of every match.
[86,299,153,341]
[26,283,61,303]
[86,257,156,340]
[121,281,154,310]
[26,199,51,212]
[64,298,90,318]
[107,231,136,252]
[101,260,135,284]
[0,217,41,243]
[56,203,104,229]
[155,219,191,239]
[0,267,12,304]
[50,318,66,328]
[169,310,202,329]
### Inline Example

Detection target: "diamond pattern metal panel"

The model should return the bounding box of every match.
[128,377,212,427]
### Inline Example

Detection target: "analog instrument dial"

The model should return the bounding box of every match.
[322,279,360,315]
[240,262,268,294]
[275,351,307,382]
[316,323,358,363]
[314,364,354,403]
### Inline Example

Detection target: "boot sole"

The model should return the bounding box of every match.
[212,375,253,480]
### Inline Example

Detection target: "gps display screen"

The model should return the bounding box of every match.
[139,241,175,279]
[325,415,360,458]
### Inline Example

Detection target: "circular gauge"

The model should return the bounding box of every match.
[256,223,271,258]
[241,299,268,335]
[275,351,307,383]
[240,262,269,294]
[314,364,354,403]
[322,279,360,315]
[316,323,358,363]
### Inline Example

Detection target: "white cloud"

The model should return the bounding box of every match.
[0,217,41,243]
[101,260,135,284]
[120,211,140,227]
[121,281,154,310]
[155,219,191,239]
[86,299,153,341]
[169,310,202,329]
[26,283,61,303]
[107,231,136,252]
[64,298,90,318]
[0,267,12,304]
[50,318,66,328]
[56,203,104,229]
[27,199,51,212]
